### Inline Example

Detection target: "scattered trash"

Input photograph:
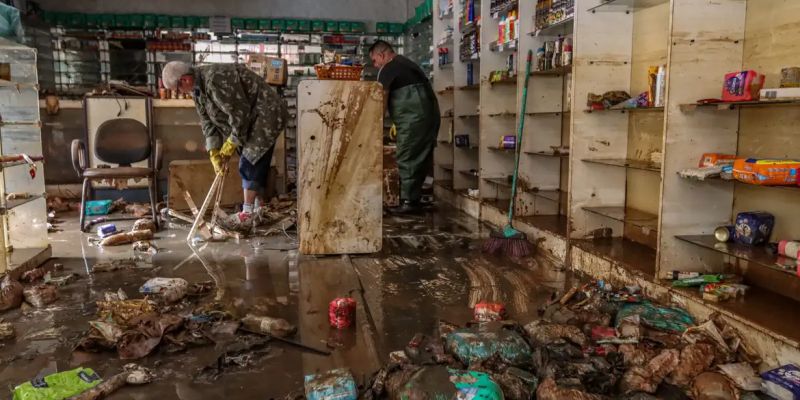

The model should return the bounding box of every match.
[132,240,157,256]
[20,266,50,283]
[132,218,156,232]
[474,301,506,322]
[91,259,140,273]
[616,301,694,333]
[125,203,153,218]
[12,367,102,400]
[620,349,679,394]
[44,272,79,287]
[139,277,189,303]
[536,376,607,400]
[760,364,800,400]
[669,342,715,387]
[391,366,504,400]
[0,319,14,340]
[329,297,356,329]
[240,314,296,338]
[525,320,587,346]
[103,288,128,302]
[692,371,738,400]
[97,223,118,238]
[117,313,183,359]
[0,275,23,311]
[718,362,762,391]
[85,199,113,216]
[96,299,155,326]
[22,284,58,308]
[305,368,358,400]
[68,364,154,400]
[99,229,154,246]
[195,336,272,382]
[446,321,532,366]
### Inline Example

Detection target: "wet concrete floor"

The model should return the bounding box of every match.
[0,208,573,398]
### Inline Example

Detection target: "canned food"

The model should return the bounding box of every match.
[714,225,734,242]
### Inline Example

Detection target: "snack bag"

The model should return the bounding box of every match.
[722,70,765,102]
[699,153,736,168]
[732,158,800,185]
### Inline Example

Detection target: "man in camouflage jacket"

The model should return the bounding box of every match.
[162,61,288,222]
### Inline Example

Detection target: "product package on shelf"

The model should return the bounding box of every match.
[734,211,775,246]
[534,0,575,32]
[722,70,765,102]
[732,158,800,186]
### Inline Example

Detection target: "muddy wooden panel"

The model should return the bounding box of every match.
[568,0,632,238]
[383,146,400,207]
[298,256,381,377]
[167,159,243,211]
[297,81,383,255]
[658,0,745,276]
[735,0,800,241]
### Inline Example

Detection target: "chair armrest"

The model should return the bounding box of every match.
[153,139,164,172]
[70,139,87,176]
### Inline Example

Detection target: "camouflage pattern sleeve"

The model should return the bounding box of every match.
[194,97,223,151]
[206,70,252,148]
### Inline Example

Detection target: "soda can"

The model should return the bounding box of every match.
[329,297,356,329]
[473,302,506,322]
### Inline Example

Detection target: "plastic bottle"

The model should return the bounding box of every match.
[655,65,666,107]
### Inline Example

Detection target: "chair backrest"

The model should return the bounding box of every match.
[94,118,151,165]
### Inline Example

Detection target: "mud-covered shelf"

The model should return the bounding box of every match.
[529,17,574,37]
[438,164,454,171]
[458,114,480,119]
[526,189,563,202]
[679,99,800,112]
[487,146,515,152]
[587,0,668,13]
[436,86,454,95]
[458,84,480,90]
[489,39,518,52]
[524,151,569,158]
[573,237,657,277]
[583,106,664,114]
[582,158,661,172]
[459,169,479,177]
[0,194,44,214]
[487,111,517,117]
[483,177,511,187]
[675,235,799,278]
[489,78,517,86]
[530,65,572,76]
[583,206,658,230]
[516,215,568,237]
[678,175,800,194]
[525,111,568,116]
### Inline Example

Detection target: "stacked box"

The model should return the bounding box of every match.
[351,22,366,33]
[311,20,325,32]
[272,19,286,31]
[156,15,171,28]
[142,15,157,29]
[244,18,258,30]
[231,18,245,30]
[338,21,351,33]
[170,16,185,28]
[258,19,271,31]
[298,20,311,32]
[286,19,299,32]
[325,20,339,32]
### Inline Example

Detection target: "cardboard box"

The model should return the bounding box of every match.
[247,55,288,86]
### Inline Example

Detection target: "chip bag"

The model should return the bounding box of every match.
[13,367,102,400]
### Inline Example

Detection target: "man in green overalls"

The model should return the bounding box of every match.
[370,40,440,214]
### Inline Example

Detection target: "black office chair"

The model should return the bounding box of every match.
[71,117,163,232]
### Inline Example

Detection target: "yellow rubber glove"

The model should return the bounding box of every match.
[390,124,397,140]
[220,137,237,158]
[209,149,224,175]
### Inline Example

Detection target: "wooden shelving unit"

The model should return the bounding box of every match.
[433,0,800,365]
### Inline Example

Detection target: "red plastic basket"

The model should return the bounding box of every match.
[315,64,363,81]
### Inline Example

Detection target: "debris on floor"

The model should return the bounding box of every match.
[99,229,154,246]
[12,367,102,400]
[22,284,59,308]
[356,280,766,400]
[0,319,14,340]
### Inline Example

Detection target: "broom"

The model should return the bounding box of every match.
[483,50,534,257]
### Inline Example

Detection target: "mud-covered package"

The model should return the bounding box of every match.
[761,364,800,400]
[13,367,102,400]
[304,368,357,400]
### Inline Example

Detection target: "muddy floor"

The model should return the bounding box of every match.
[0,208,573,398]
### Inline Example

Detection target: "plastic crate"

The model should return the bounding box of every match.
[286,19,299,32]
[156,15,171,28]
[130,14,144,28]
[258,19,271,30]
[376,22,389,33]
[351,21,366,33]
[170,16,186,28]
[338,21,352,33]
[271,19,286,31]
[67,13,86,28]
[325,20,339,32]
[298,20,310,32]
[389,23,405,34]
[311,20,325,32]
[142,14,157,29]
[231,18,245,30]
[99,14,116,28]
